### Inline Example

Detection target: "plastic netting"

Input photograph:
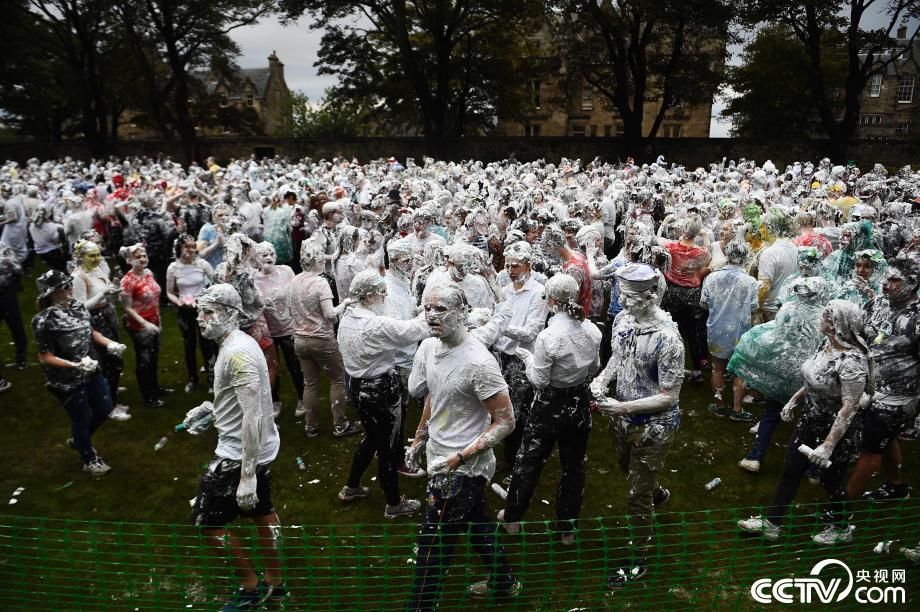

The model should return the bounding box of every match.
[0,500,917,610]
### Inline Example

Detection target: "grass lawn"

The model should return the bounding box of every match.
[0,260,917,610]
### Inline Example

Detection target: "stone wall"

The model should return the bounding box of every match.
[1,137,918,169]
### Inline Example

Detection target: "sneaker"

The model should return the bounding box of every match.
[0,379,11,393]
[749,422,760,434]
[83,456,111,476]
[606,563,648,590]
[384,497,421,519]
[272,401,282,419]
[737,516,780,541]
[904,545,920,562]
[258,580,288,606]
[467,579,521,599]
[338,485,369,502]
[497,509,521,535]
[397,463,426,478]
[729,409,755,423]
[108,406,132,421]
[305,427,320,439]
[899,427,918,442]
[738,458,761,473]
[332,421,362,438]
[812,524,855,546]
[652,486,671,507]
[707,403,731,418]
[221,587,262,611]
[294,401,306,417]
[742,393,766,405]
[184,381,197,393]
[863,482,911,502]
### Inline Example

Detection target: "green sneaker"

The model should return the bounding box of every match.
[221,587,261,611]
[707,403,731,418]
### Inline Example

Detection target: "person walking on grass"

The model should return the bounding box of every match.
[185,284,286,611]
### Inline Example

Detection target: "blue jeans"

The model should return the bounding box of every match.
[746,400,783,462]
[51,373,113,463]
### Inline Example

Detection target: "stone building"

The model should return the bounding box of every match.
[119,52,292,139]
[498,30,715,139]
[853,27,920,141]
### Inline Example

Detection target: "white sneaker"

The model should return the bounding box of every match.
[272,401,282,418]
[904,545,920,562]
[812,524,855,546]
[738,516,780,540]
[109,406,132,421]
[497,509,520,534]
[738,458,761,473]
[749,422,759,434]
[384,497,421,519]
[83,456,112,476]
[294,401,306,417]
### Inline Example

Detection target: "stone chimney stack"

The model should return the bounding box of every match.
[268,51,284,81]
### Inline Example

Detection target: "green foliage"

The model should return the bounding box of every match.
[290,90,371,138]
[723,25,847,139]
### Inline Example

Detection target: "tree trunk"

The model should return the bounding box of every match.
[172,70,199,165]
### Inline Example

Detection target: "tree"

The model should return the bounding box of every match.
[723,25,847,139]
[741,0,920,161]
[118,1,273,164]
[291,90,373,137]
[552,0,734,157]
[281,0,543,155]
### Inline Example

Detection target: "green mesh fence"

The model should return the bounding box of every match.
[0,501,917,610]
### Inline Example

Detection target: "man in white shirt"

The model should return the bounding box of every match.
[407,208,445,260]
[758,210,799,322]
[185,284,285,610]
[493,241,548,468]
[337,270,430,518]
[406,282,519,607]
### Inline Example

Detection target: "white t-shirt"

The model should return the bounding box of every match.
[409,334,509,479]
[758,239,799,312]
[212,330,280,464]
[29,222,64,254]
[166,259,214,301]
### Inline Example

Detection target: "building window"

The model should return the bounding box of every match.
[896,121,910,134]
[589,125,597,136]
[859,114,884,125]
[868,73,882,97]
[572,124,586,137]
[615,122,624,136]
[581,89,594,111]
[246,93,254,106]
[525,124,541,137]
[531,80,542,109]
[604,124,612,137]
[897,75,915,102]
[662,124,681,138]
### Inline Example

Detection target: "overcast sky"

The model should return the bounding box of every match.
[232,14,914,139]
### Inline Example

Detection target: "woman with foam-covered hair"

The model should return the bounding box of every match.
[500,273,601,544]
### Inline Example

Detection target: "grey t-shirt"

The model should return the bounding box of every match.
[758,239,799,312]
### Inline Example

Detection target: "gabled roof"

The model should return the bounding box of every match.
[239,68,271,97]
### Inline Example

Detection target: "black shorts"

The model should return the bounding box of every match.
[190,457,274,528]
[861,395,919,454]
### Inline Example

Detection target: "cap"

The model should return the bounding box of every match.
[36,269,73,300]
[615,263,659,292]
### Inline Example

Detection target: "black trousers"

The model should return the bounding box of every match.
[270,334,305,402]
[504,384,592,531]
[50,373,112,463]
[127,328,161,403]
[0,286,26,363]
[39,249,68,272]
[90,305,123,404]
[766,422,849,526]
[346,372,402,506]
[499,353,534,466]
[176,306,216,385]
[662,283,708,370]
[408,475,516,611]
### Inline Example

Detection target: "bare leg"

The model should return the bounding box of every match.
[201,527,259,590]
[847,452,882,500]
[711,357,726,407]
[732,377,746,413]
[252,513,283,586]
[263,345,280,388]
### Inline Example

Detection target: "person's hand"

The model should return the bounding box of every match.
[75,356,99,373]
[183,402,214,435]
[144,321,160,335]
[590,379,608,399]
[427,456,449,475]
[780,399,796,423]
[405,440,424,470]
[106,342,127,357]
[596,397,629,417]
[236,475,258,511]
[445,453,463,472]
[105,286,121,297]
[808,442,834,467]
[514,347,532,362]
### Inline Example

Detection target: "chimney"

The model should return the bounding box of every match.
[268,51,284,81]
[898,25,907,39]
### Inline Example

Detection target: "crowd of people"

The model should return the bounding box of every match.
[1,153,919,609]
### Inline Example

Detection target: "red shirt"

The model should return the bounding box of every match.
[664,241,710,288]
[793,232,832,258]
[120,270,161,330]
[563,251,593,317]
